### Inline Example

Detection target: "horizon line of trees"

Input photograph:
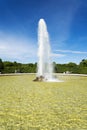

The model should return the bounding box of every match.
[0,58,87,74]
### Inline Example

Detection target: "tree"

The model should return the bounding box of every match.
[0,58,4,73]
[67,62,77,67]
[79,59,87,67]
[4,61,14,66]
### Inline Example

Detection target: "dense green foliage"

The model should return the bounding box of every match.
[0,60,37,74]
[54,60,87,74]
[0,58,87,74]
[0,58,4,72]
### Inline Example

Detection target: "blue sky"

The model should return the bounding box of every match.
[0,0,87,64]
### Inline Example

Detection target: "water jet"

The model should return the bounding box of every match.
[34,19,60,82]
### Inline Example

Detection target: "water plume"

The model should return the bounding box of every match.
[34,19,60,82]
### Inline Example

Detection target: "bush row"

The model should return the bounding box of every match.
[0,59,87,74]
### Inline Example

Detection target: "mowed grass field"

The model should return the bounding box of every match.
[0,74,87,130]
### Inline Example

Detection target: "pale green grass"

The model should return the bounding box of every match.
[0,74,87,130]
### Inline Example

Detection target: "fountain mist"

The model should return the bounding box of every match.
[36,18,58,82]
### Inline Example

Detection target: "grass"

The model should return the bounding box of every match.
[0,74,87,130]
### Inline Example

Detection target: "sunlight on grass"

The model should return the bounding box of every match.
[0,74,87,130]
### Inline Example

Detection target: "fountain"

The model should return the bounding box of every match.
[34,19,59,82]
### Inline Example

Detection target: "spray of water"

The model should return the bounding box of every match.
[36,18,59,82]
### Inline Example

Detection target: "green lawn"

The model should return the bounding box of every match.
[0,74,87,130]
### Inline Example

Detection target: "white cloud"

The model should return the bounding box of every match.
[56,49,87,54]
[51,53,66,57]
[0,32,37,63]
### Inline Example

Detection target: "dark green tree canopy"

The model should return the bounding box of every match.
[0,58,87,74]
[79,59,87,67]
[0,58,4,72]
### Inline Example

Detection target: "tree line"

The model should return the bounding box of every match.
[0,58,87,74]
